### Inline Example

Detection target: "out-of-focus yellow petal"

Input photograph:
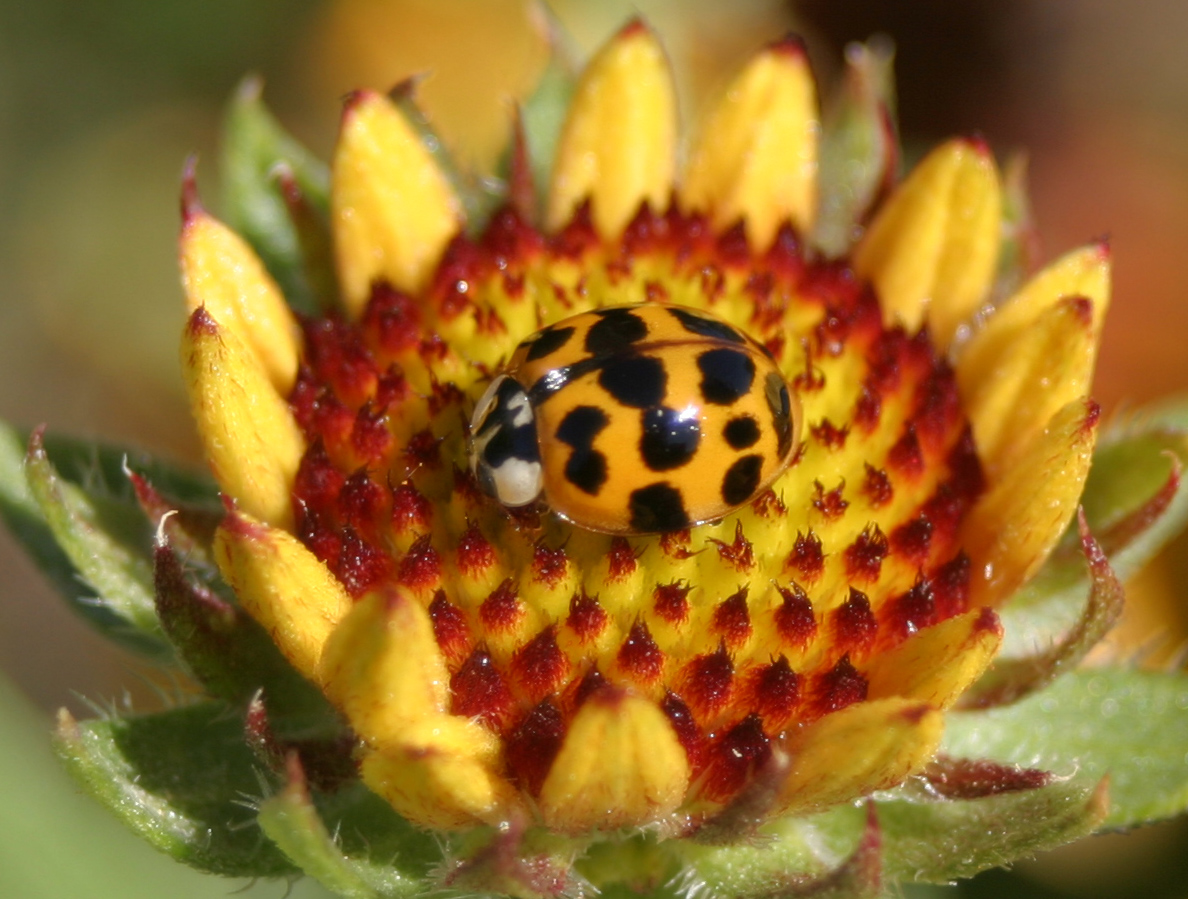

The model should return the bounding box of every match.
[181,307,304,529]
[959,295,1097,475]
[854,139,1001,349]
[213,509,352,680]
[546,21,676,238]
[180,208,300,394]
[962,398,1100,607]
[360,717,517,830]
[682,38,818,251]
[332,90,461,315]
[866,608,1003,708]
[539,689,688,833]
[776,698,943,815]
[319,587,449,744]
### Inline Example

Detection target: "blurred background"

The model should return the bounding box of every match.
[0,1,1186,896]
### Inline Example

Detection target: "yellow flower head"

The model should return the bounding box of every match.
[180,21,1108,840]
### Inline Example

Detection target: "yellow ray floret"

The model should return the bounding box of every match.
[181,307,305,530]
[958,295,1097,476]
[213,509,353,680]
[682,38,818,251]
[546,21,676,238]
[957,243,1111,472]
[319,587,450,745]
[854,139,1001,349]
[776,698,943,816]
[538,689,689,833]
[961,398,1099,607]
[360,718,518,830]
[866,608,1003,708]
[332,90,462,315]
[179,208,301,394]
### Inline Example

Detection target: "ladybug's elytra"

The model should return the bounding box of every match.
[467,303,799,534]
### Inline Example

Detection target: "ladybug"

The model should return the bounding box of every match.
[467,304,799,534]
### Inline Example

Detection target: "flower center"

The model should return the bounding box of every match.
[287,201,983,808]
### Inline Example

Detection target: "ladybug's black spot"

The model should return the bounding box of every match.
[556,406,610,495]
[524,326,575,361]
[722,454,763,506]
[629,483,690,533]
[698,348,756,405]
[669,307,747,344]
[598,355,666,408]
[765,371,794,459]
[723,415,761,450]
[641,406,701,471]
[586,308,649,356]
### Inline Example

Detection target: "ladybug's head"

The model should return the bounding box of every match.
[468,374,544,507]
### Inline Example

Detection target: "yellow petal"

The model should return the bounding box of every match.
[958,295,1097,475]
[683,38,818,251]
[962,398,1100,607]
[854,138,1002,349]
[777,698,943,815]
[360,717,517,830]
[181,307,304,529]
[180,206,300,394]
[213,509,352,680]
[332,90,461,315]
[539,689,688,833]
[546,21,676,238]
[319,587,450,744]
[957,243,1111,471]
[866,608,1003,708]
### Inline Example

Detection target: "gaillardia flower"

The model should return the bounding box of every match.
[9,16,1188,899]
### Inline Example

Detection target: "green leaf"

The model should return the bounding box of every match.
[19,427,169,657]
[55,701,297,878]
[878,777,1106,883]
[812,38,898,258]
[516,8,579,213]
[221,77,332,315]
[258,757,437,899]
[944,668,1188,829]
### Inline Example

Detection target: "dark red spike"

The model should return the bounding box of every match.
[531,541,569,588]
[887,424,924,479]
[566,591,609,644]
[403,428,442,471]
[813,655,868,716]
[853,381,883,431]
[505,699,566,796]
[653,581,692,626]
[785,530,825,584]
[451,647,515,729]
[712,588,752,649]
[390,480,432,535]
[861,463,893,508]
[479,579,523,635]
[708,520,754,571]
[296,504,342,570]
[605,537,638,582]
[774,583,817,649]
[616,620,665,685]
[886,576,938,643]
[680,644,735,720]
[395,532,440,594]
[844,525,888,583]
[812,479,849,520]
[749,657,800,729]
[890,513,933,566]
[511,626,570,704]
[335,527,392,596]
[659,528,696,560]
[931,552,972,620]
[832,588,878,654]
[338,469,388,537]
[701,715,771,803]
[428,591,472,666]
[661,692,704,773]
[361,282,424,355]
[294,440,346,511]
[456,523,498,579]
[811,419,849,451]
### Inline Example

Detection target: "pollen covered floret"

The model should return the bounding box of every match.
[184,22,1108,839]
